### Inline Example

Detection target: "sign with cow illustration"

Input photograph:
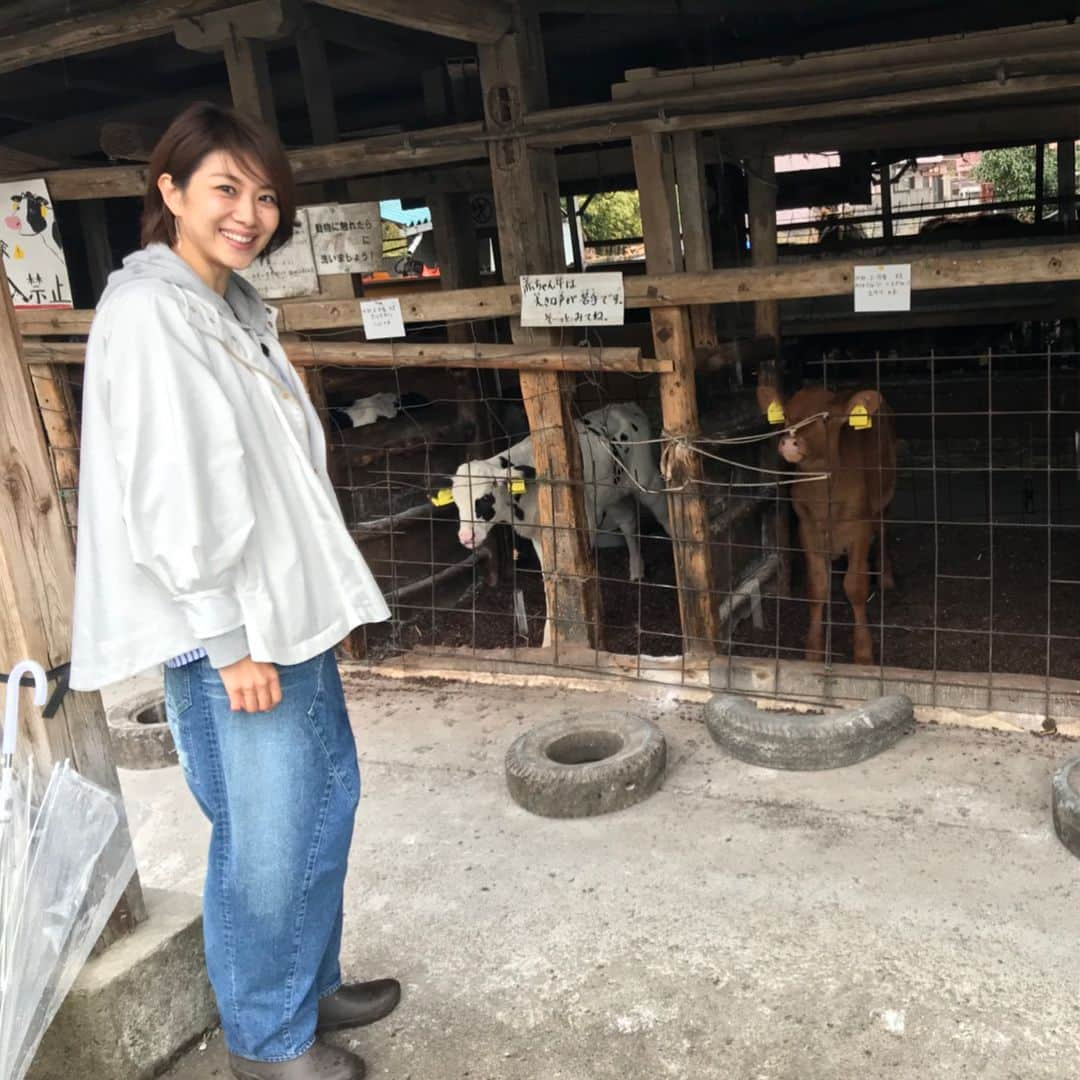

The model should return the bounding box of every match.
[1,178,73,309]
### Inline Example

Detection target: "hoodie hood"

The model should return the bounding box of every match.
[98,243,270,335]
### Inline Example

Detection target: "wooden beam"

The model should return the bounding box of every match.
[0,0,237,74]
[524,72,1080,150]
[632,131,717,655]
[223,25,277,127]
[478,16,598,649]
[22,244,1080,337]
[23,339,663,372]
[311,0,512,44]
[0,252,145,943]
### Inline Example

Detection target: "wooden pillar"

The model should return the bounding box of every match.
[1058,137,1076,233]
[632,131,718,655]
[0,261,146,944]
[478,13,598,648]
[1035,142,1045,223]
[879,156,894,242]
[747,153,779,349]
[746,150,791,598]
[672,132,719,362]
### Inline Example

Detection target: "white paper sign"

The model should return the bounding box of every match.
[519,272,625,327]
[361,297,405,340]
[306,202,382,275]
[854,264,911,312]
[237,209,319,299]
[1,178,73,309]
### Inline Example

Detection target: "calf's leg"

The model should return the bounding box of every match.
[800,520,830,662]
[844,535,874,665]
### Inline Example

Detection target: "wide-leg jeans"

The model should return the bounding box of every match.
[163,649,360,1062]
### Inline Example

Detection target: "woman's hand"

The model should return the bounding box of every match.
[218,656,282,713]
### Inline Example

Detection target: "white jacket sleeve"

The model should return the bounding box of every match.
[102,290,256,641]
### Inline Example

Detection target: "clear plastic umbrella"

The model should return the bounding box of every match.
[0,659,136,1080]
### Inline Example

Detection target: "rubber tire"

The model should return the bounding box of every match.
[704,693,914,771]
[505,714,666,818]
[1051,755,1080,859]
[106,687,178,771]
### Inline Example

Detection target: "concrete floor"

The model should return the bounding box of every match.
[116,671,1080,1080]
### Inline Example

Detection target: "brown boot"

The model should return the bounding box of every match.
[228,1037,365,1080]
[317,979,401,1033]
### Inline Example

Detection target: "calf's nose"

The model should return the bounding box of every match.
[458,529,475,548]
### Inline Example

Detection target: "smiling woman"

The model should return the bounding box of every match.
[69,101,396,1080]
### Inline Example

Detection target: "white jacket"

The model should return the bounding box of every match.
[70,244,390,691]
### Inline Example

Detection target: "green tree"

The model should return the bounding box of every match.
[381,219,406,257]
[580,191,643,242]
[971,146,1059,217]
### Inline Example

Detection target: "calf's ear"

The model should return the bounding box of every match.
[756,383,786,424]
[846,390,883,430]
[846,390,883,416]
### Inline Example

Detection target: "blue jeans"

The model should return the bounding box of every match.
[163,650,360,1062]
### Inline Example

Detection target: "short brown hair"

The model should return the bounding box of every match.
[141,101,297,256]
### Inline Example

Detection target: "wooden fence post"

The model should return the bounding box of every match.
[477,12,599,648]
[631,130,718,655]
[747,150,791,598]
[0,261,146,945]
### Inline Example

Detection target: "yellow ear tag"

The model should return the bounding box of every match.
[509,478,527,495]
[430,488,454,506]
[849,404,872,430]
[767,401,786,425]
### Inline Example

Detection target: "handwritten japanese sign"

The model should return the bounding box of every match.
[854,264,911,312]
[519,272,625,327]
[306,202,381,275]
[360,297,405,340]
[1,178,72,309]
[237,209,319,299]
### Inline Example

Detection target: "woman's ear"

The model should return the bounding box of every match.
[157,172,182,218]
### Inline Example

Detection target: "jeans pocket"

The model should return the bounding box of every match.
[164,664,198,786]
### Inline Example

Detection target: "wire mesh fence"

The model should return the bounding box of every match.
[35,315,1080,724]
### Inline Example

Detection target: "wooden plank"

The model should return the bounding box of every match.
[0,0,236,74]
[21,339,661,372]
[23,243,1080,337]
[611,20,1080,99]
[632,131,717,655]
[478,18,598,649]
[0,253,145,944]
[311,0,512,44]
[27,365,80,530]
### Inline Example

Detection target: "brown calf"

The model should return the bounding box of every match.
[758,384,896,666]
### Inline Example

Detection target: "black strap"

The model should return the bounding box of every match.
[0,662,72,719]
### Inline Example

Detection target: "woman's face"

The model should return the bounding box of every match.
[158,150,281,291]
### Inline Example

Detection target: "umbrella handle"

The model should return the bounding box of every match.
[2,659,48,759]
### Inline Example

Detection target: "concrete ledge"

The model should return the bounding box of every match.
[29,888,216,1080]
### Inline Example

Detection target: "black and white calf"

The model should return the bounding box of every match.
[451,403,670,585]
